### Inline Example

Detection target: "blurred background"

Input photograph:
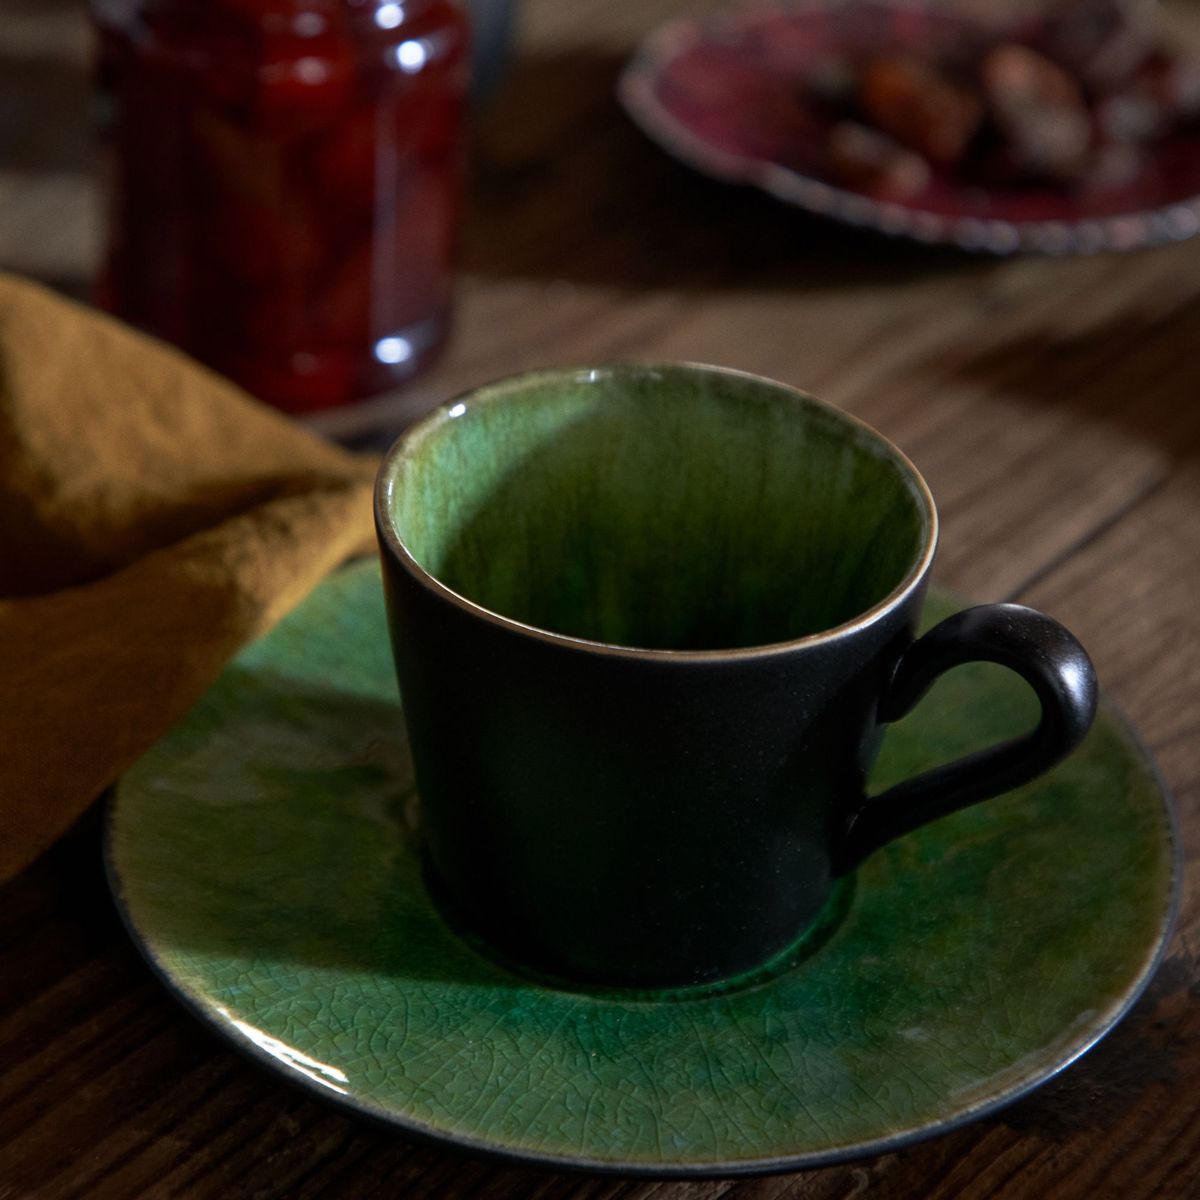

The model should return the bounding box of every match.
[3,0,1194,447]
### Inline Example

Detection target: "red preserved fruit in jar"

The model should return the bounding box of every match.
[91,0,469,413]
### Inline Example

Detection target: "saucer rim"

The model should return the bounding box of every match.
[103,586,1182,1178]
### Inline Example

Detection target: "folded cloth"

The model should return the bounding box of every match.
[0,275,378,881]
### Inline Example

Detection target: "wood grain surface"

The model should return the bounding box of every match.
[2,0,1198,1196]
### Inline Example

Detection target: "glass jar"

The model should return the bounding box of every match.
[91,0,469,413]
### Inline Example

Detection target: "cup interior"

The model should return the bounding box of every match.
[380,365,933,651]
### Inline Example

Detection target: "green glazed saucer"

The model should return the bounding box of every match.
[106,561,1179,1177]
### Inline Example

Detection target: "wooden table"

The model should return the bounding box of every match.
[2,0,1198,1195]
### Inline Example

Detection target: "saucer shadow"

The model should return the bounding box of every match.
[996,950,1190,1141]
[464,49,985,294]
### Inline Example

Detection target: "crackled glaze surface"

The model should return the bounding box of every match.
[107,561,1177,1174]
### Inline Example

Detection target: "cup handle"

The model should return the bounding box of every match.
[838,603,1098,872]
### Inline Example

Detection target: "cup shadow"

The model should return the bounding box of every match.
[139,659,861,1001]
[129,666,517,992]
[901,303,1200,464]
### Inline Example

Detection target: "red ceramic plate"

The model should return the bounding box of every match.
[618,0,1200,253]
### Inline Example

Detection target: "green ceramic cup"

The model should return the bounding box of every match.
[375,363,1098,989]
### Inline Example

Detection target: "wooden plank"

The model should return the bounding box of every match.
[2,0,1199,1196]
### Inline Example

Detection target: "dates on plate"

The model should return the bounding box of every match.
[807,0,1200,196]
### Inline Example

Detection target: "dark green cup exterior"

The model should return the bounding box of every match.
[374,364,1095,989]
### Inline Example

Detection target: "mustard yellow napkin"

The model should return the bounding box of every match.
[0,275,379,880]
